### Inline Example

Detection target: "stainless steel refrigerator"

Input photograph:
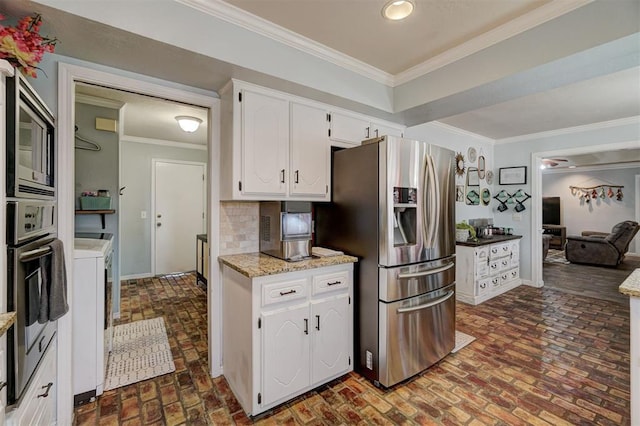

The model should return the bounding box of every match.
[316,135,456,387]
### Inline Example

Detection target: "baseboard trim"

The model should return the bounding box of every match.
[120,273,153,281]
[522,279,542,288]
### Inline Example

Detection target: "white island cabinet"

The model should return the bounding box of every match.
[220,254,355,416]
[456,236,522,305]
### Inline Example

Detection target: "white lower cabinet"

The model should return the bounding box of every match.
[7,339,56,426]
[222,263,354,416]
[456,238,522,305]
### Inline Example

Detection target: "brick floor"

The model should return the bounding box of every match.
[74,273,630,425]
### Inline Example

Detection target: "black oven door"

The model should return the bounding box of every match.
[7,236,57,406]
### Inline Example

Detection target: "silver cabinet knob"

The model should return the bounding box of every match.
[157,223,162,227]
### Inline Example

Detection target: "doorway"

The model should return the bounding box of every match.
[153,160,206,275]
[58,63,221,425]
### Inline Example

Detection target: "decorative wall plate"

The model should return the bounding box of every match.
[467,147,477,163]
[485,170,494,184]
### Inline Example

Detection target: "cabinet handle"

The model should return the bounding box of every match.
[374,129,379,138]
[37,382,53,398]
[279,289,296,296]
[294,170,299,183]
[365,126,370,138]
[0,382,6,392]
[280,169,285,183]
[304,319,308,335]
[327,280,342,286]
[316,315,320,331]
[39,336,45,353]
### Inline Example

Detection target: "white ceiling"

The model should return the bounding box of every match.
[0,0,637,148]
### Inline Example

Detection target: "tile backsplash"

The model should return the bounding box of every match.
[219,201,259,255]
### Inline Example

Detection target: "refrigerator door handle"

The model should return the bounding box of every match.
[397,290,455,313]
[397,262,455,279]
[428,154,441,246]
[422,154,440,248]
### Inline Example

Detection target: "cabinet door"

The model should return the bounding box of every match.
[241,90,289,195]
[329,111,369,145]
[290,102,329,198]
[310,294,350,384]
[262,304,310,406]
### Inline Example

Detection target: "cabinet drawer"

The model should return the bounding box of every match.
[490,243,510,259]
[499,258,511,272]
[477,278,490,296]
[262,278,308,307]
[313,271,349,296]
[488,260,500,275]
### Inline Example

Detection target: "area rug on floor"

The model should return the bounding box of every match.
[104,317,175,391]
[544,248,570,265]
[451,330,476,353]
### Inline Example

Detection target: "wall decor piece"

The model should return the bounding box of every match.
[455,152,465,176]
[467,147,477,163]
[477,156,485,180]
[493,190,510,212]
[466,167,480,205]
[455,185,464,202]
[480,188,491,206]
[499,166,527,185]
[485,170,494,185]
[569,184,624,202]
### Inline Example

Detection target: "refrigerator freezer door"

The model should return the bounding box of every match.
[377,284,456,387]
[379,256,456,302]
[379,136,455,267]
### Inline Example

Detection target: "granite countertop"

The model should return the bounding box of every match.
[0,312,16,337]
[619,268,640,298]
[219,252,358,278]
[456,234,522,247]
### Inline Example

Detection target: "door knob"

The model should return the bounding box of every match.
[157,223,162,227]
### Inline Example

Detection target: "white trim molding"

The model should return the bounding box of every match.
[495,116,640,145]
[430,121,496,144]
[75,92,125,109]
[122,135,207,151]
[542,161,640,174]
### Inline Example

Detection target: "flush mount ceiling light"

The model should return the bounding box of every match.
[382,0,415,20]
[175,116,202,133]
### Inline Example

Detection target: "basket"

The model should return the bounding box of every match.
[80,196,111,210]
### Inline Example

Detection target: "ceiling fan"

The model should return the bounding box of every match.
[541,158,568,167]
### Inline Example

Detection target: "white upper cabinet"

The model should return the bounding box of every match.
[329,111,404,146]
[290,102,329,198]
[241,90,289,196]
[220,79,403,200]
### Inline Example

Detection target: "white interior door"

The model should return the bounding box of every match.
[154,160,205,275]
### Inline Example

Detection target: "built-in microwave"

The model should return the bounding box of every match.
[6,71,56,199]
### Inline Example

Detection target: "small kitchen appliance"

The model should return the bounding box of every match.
[259,201,312,261]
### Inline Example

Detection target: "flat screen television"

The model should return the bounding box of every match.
[542,196,561,225]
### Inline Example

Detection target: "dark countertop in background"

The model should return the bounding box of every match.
[456,234,522,247]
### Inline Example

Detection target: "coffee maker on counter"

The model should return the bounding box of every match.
[259,201,312,261]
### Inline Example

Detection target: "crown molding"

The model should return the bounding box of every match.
[122,135,207,151]
[0,59,14,77]
[177,0,394,86]
[430,121,495,144]
[542,161,640,174]
[177,0,592,88]
[75,93,125,109]
[394,0,594,86]
[495,116,640,144]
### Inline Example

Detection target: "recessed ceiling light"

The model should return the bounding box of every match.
[382,0,415,21]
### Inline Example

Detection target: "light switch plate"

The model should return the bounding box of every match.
[512,213,522,221]
[141,211,147,219]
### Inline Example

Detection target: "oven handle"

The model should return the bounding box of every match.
[19,246,52,263]
[397,290,454,314]
[397,262,454,279]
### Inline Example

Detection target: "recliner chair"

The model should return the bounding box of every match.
[565,220,639,266]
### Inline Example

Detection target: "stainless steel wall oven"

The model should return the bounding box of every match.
[6,200,57,406]
[5,71,56,199]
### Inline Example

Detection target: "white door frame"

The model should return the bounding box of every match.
[58,63,221,425]
[151,159,207,276]
[531,140,640,287]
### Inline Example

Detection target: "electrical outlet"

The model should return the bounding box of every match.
[141,211,147,219]
[366,350,373,370]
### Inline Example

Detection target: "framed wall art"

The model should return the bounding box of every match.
[498,166,527,185]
